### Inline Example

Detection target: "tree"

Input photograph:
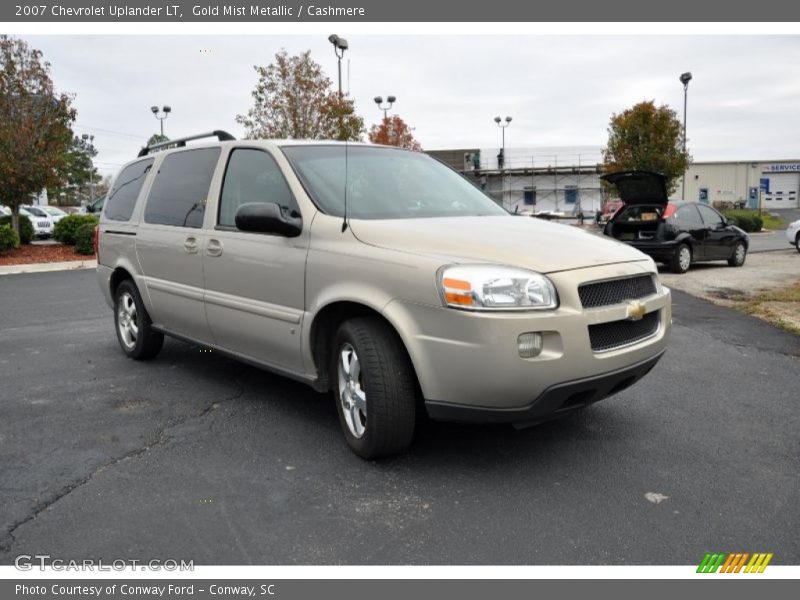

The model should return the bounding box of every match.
[147,133,169,146]
[368,115,422,151]
[0,35,76,232]
[47,135,98,206]
[236,49,364,141]
[602,100,690,196]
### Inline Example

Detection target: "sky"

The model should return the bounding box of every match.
[24,34,800,178]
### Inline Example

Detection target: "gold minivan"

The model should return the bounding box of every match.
[97,132,671,458]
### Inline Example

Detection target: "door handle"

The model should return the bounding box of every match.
[184,236,198,254]
[206,238,223,257]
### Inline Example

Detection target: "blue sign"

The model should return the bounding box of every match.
[759,177,770,193]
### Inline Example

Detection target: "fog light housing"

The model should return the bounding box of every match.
[518,332,543,358]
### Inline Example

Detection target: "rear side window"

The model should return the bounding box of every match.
[218,149,298,228]
[674,205,703,227]
[144,148,221,228]
[105,159,153,221]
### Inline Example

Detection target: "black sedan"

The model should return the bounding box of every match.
[601,171,749,274]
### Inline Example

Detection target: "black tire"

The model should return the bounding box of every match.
[114,279,164,360]
[728,241,747,267]
[331,317,416,459]
[795,233,800,254]
[670,243,692,274]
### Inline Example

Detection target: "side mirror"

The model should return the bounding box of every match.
[85,204,94,213]
[235,202,302,237]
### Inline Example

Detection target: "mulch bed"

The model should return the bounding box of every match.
[0,243,94,266]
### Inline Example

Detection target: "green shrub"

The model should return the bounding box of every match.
[0,214,34,244]
[54,214,98,245]
[0,224,20,253]
[723,210,763,233]
[74,222,96,255]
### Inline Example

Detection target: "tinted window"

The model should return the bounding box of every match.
[144,148,220,228]
[105,159,153,221]
[282,145,507,219]
[674,205,703,227]
[219,149,298,228]
[697,204,724,226]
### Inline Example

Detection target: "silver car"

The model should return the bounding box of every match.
[97,132,671,458]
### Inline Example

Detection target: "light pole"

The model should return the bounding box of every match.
[374,95,396,120]
[81,133,95,204]
[680,72,692,200]
[328,34,349,97]
[494,116,512,169]
[150,105,172,137]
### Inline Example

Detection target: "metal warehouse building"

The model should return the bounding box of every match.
[428,147,800,213]
[682,160,800,209]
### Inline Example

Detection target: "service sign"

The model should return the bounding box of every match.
[762,163,800,173]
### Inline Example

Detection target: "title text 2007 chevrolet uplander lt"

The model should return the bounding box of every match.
[96,131,671,458]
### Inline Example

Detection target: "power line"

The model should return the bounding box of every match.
[74,123,144,140]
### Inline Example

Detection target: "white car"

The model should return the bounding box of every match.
[0,205,10,217]
[19,206,54,238]
[38,205,70,223]
[787,219,800,253]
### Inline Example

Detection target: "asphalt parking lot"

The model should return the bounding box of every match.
[1,269,798,565]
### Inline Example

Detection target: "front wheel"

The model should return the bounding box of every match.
[670,243,692,274]
[114,280,164,360]
[332,317,416,459]
[795,233,800,254]
[728,241,747,267]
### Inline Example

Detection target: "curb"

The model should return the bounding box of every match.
[0,260,97,276]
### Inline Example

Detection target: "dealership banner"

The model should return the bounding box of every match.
[2,0,799,22]
[3,579,798,599]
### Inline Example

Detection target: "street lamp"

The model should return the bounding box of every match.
[151,104,172,137]
[328,34,349,97]
[680,71,692,200]
[81,133,96,204]
[494,116,512,169]
[374,95,396,120]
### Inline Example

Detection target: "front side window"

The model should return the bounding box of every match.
[218,149,299,228]
[144,148,221,228]
[105,158,153,221]
[281,145,507,220]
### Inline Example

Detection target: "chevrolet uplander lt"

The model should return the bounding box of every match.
[96,132,671,458]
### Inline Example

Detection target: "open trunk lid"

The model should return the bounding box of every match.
[601,171,668,206]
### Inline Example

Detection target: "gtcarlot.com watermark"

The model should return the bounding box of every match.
[15,554,194,572]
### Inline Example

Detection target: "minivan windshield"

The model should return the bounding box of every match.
[281,145,507,219]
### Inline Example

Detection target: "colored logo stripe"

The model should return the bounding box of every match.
[697,552,773,573]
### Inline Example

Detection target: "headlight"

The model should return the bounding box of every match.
[437,265,558,311]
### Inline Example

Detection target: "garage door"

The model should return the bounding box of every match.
[763,173,799,209]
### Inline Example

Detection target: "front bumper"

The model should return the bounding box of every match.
[426,350,665,425]
[383,262,671,415]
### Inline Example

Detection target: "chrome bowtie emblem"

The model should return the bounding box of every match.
[627,300,647,321]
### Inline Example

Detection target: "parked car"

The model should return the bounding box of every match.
[0,205,10,217]
[602,171,749,274]
[38,205,70,223]
[97,132,671,458]
[62,206,82,214]
[786,218,800,253]
[596,200,622,225]
[83,196,105,214]
[19,206,54,238]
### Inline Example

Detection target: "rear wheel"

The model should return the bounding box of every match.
[728,241,747,267]
[331,317,416,459]
[670,243,692,274]
[114,280,164,360]
[795,233,800,253]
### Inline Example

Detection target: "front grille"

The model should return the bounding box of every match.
[39,221,50,228]
[588,312,659,352]
[578,275,656,309]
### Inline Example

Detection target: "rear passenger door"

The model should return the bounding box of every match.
[135,148,221,343]
[202,147,309,373]
[674,204,708,260]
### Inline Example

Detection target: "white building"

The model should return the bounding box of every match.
[682,160,800,209]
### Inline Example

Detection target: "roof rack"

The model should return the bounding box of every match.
[137,130,236,157]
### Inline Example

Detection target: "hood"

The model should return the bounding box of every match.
[349,215,650,274]
[601,171,668,206]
